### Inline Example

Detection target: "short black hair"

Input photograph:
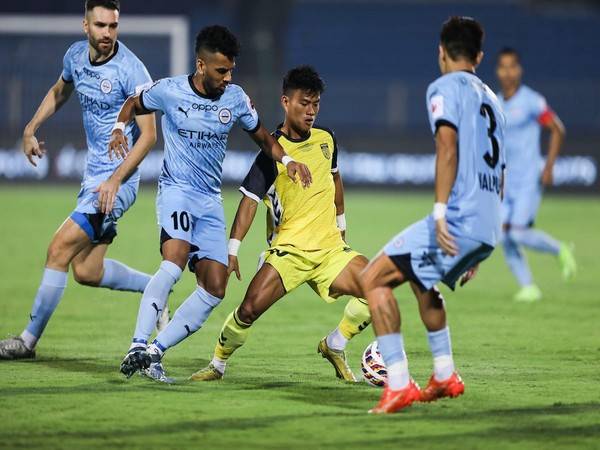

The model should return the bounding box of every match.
[440,16,484,64]
[497,46,520,63]
[282,65,325,96]
[195,25,240,60]
[85,0,120,13]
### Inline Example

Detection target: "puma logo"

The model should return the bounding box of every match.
[151,302,162,316]
[184,325,192,337]
[178,106,190,117]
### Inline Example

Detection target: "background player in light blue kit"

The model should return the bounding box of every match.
[0,0,160,360]
[496,48,576,302]
[103,26,312,382]
[359,17,505,414]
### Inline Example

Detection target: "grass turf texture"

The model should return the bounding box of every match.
[0,186,599,450]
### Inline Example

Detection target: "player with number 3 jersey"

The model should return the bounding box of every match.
[360,16,505,414]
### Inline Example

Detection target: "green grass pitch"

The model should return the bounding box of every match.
[0,185,599,449]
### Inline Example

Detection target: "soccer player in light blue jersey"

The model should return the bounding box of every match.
[496,48,576,302]
[105,26,312,382]
[360,17,505,414]
[0,0,160,361]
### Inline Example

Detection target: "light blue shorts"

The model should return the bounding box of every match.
[70,180,138,244]
[156,184,228,271]
[383,216,494,292]
[502,184,543,228]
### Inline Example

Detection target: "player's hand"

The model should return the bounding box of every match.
[22,133,46,167]
[340,229,346,242]
[94,177,121,214]
[286,161,312,188]
[460,264,479,287]
[435,218,458,256]
[541,164,553,187]
[227,255,241,281]
[109,129,129,161]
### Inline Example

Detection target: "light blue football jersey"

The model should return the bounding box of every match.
[426,70,506,246]
[61,40,152,187]
[140,75,260,195]
[497,85,550,192]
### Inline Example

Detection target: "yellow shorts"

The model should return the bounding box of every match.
[264,244,362,303]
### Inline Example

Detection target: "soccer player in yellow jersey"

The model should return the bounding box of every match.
[190,66,371,382]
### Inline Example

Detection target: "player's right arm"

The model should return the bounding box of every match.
[23,76,75,166]
[96,101,156,214]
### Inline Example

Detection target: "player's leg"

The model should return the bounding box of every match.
[316,254,371,381]
[190,263,287,381]
[501,190,542,301]
[412,283,464,402]
[121,187,191,373]
[0,218,91,359]
[148,258,228,358]
[360,253,421,413]
[70,243,151,292]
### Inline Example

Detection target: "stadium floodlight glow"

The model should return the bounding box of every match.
[0,14,189,76]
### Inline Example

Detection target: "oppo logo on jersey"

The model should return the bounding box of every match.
[192,103,218,111]
[177,128,227,141]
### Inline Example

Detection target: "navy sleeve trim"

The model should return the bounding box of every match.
[61,75,73,84]
[434,119,458,133]
[240,151,277,199]
[138,91,156,115]
[244,118,261,134]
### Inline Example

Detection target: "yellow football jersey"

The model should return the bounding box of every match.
[239,125,343,251]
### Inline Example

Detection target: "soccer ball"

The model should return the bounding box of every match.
[361,340,387,387]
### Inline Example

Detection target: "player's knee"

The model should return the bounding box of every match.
[45,241,71,268]
[237,300,260,325]
[204,279,226,300]
[71,263,101,286]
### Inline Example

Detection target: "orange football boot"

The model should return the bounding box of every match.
[420,372,465,402]
[368,380,421,414]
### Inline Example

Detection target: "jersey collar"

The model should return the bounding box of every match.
[187,74,222,101]
[89,41,119,67]
[275,123,312,143]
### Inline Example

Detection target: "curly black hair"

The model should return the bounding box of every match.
[282,65,325,96]
[85,0,119,12]
[440,16,484,64]
[195,25,240,60]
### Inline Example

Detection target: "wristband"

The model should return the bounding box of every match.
[112,122,126,133]
[336,213,347,231]
[228,239,241,256]
[281,155,294,167]
[432,202,447,220]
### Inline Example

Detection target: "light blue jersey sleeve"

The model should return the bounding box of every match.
[140,78,169,112]
[234,88,260,132]
[426,79,460,134]
[61,44,76,83]
[122,58,153,98]
[527,90,548,121]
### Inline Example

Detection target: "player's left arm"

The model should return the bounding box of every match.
[333,171,347,241]
[540,111,566,187]
[248,125,312,188]
[96,110,157,214]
